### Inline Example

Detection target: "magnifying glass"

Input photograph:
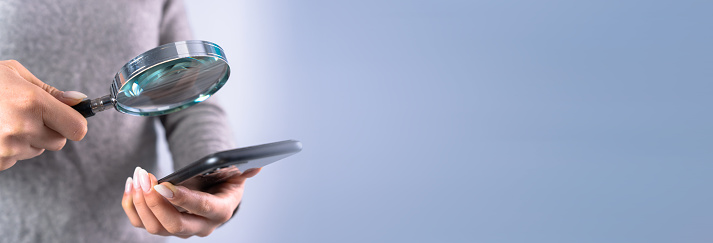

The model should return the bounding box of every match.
[72,40,230,117]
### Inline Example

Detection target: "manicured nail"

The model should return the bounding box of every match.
[133,167,141,189]
[243,168,256,174]
[62,91,87,100]
[153,184,174,199]
[139,169,150,192]
[125,177,133,193]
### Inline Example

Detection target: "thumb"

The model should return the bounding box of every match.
[1,60,87,106]
[37,82,86,106]
[56,91,88,106]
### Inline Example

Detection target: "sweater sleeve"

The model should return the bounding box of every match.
[158,0,193,44]
[157,0,237,169]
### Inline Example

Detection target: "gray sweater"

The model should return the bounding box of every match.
[0,0,235,242]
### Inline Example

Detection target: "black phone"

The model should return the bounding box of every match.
[158,140,302,191]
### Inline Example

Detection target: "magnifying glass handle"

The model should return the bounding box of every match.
[71,95,115,118]
[72,99,96,117]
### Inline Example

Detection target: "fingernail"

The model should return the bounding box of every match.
[133,167,141,189]
[62,91,87,100]
[153,184,174,199]
[243,168,256,174]
[125,177,133,193]
[139,169,150,192]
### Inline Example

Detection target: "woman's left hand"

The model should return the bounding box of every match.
[122,166,261,238]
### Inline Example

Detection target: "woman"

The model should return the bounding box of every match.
[0,0,256,241]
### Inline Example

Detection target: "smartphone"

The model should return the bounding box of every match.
[158,140,302,191]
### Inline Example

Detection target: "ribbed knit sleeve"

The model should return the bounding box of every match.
[157,0,237,169]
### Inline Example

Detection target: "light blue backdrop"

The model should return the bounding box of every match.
[169,0,713,242]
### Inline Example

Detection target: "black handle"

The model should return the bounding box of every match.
[71,99,95,118]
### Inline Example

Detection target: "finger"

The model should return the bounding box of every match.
[55,91,86,106]
[133,168,168,235]
[121,177,144,228]
[0,61,88,141]
[0,135,42,160]
[211,167,262,201]
[27,126,66,151]
[0,60,86,105]
[144,174,214,236]
[3,115,65,152]
[241,167,262,179]
[39,96,88,141]
[159,182,234,222]
[15,145,43,161]
[0,137,39,167]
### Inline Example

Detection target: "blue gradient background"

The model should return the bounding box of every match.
[167,1,713,242]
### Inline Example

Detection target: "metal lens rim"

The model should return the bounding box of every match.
[109,40,230,116]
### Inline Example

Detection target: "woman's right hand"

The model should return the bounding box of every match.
[0,60,88,170]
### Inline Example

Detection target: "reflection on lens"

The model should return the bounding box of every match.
[115,56,229,116]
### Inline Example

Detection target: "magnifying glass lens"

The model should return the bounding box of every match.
[115,56,229,116]
[70,40,231,118]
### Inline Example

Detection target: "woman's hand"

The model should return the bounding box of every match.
[122,167,261,238]
[0,60,88,170]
